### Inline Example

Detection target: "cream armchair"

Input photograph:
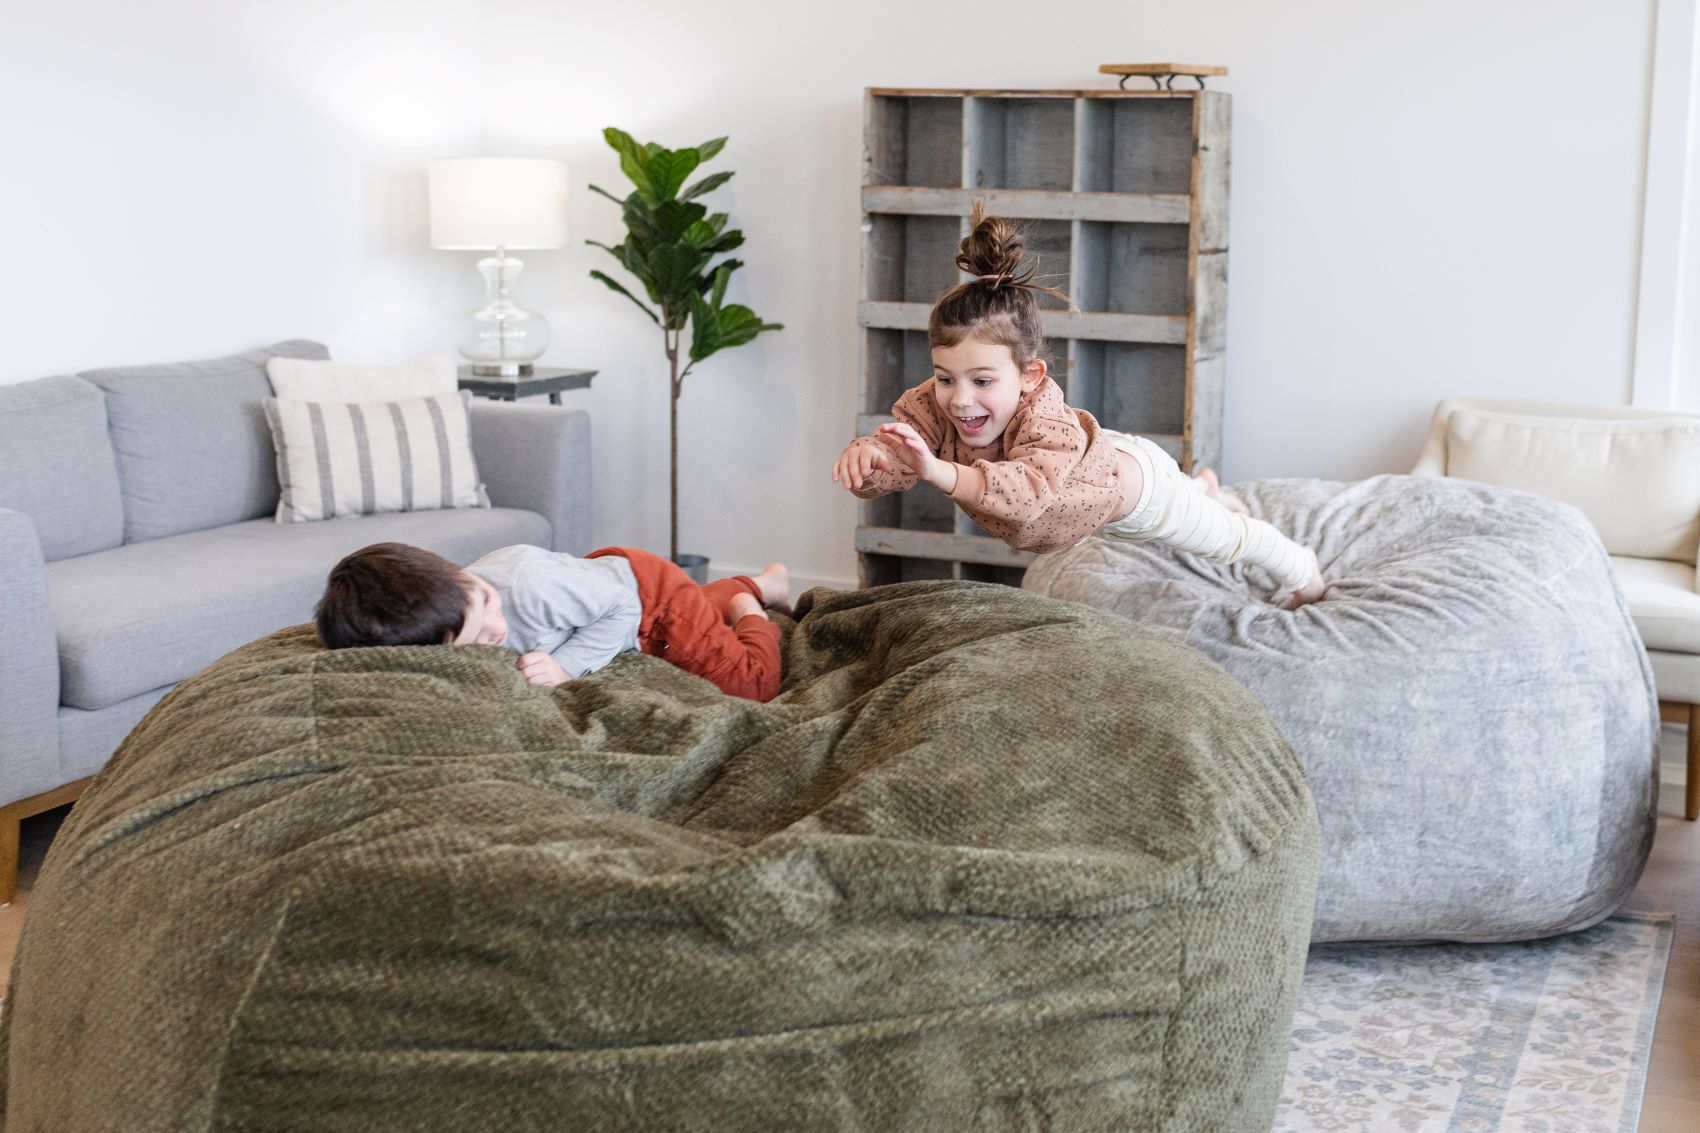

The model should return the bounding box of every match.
[1413,397,1700,819]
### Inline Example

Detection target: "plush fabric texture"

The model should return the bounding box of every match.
[79,339,330,543]
[1,582,1320,1133]
[263,390,490,523]
[1024,474,1659,944]
[264,355,457,402]
[1445,410,1700,563]
[0,374,123,561]
[47,505,548,712]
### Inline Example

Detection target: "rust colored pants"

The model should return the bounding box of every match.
[586,547,781,702]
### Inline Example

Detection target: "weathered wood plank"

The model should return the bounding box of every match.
[1195,91,1232,253]
[1098,63,1228,78]
[861,186,1191,224]
[859,301,1189,345]
[872,88,1201,101]
[856,527,1037,568]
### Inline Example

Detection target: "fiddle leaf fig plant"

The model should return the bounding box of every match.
[588,128,781,561]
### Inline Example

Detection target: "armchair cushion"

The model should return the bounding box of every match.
[1611,555,1700,654]
[1445,410,1700,562]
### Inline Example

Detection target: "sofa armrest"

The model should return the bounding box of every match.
[0,508,61,806]
[468,401,593,555]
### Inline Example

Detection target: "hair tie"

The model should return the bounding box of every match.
[978,274,1003,281]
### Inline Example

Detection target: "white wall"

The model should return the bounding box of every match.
[484,0,1663,585]
[0,0,481,378]
[0,0,1671,588]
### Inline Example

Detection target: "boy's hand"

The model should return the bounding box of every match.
[517,651,570,687]
[875,422,942,486]
[831,440,894,492]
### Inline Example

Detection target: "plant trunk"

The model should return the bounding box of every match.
[670,351,679,564]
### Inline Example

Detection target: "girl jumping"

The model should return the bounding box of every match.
[832,207,1325,608]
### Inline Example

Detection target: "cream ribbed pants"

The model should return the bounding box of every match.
[1098,433,1313,591]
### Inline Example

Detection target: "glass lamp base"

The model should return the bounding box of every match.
[455,251,550,377]
[469,362,535,377]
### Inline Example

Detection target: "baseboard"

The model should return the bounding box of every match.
[707,563,858,596]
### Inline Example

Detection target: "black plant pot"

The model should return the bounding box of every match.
[673,553,709,584]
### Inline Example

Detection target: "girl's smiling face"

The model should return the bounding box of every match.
[931,336,1045,445]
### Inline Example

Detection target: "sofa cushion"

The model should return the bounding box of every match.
[78,340,329,543]
[1445,410,1700,563]
[0,376,123,561]
[1611,554,1700,655]
[263,390,489,523]
[264,355,456,401]
[48,506,550,711]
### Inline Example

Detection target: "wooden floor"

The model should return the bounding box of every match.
[1,770,1697,1129]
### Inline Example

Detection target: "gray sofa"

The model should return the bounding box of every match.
[0,339,591,899]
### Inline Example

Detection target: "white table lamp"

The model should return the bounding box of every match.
[429,157,569,376]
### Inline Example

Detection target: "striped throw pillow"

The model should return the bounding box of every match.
[262,390,490,523]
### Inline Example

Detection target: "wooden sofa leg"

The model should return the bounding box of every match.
[0,777,95,905]
[1689,705,1700,821]
[0,810,18,906]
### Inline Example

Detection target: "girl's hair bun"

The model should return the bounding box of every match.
[954,204,1035,286]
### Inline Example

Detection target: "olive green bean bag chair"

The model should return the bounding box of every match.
[1,582,1319,1132]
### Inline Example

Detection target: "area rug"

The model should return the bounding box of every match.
[1274,913,1674,1132]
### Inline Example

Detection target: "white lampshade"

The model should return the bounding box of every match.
[429,157,569,250]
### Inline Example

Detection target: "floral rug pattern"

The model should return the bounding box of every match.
[1275,914,1672,1132]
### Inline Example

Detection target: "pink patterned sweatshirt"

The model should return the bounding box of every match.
[849,376,1124,554]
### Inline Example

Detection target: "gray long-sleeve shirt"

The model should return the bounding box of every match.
[467,545,642,677]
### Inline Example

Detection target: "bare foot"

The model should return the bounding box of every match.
[729,592,764,623]
[752,562,791,610]
[1194,468,1249,515]
[1283,548,1327,610]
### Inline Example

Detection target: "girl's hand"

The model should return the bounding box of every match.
[518,651,570,687]
[831,440,893,492]
[875,422,938,483]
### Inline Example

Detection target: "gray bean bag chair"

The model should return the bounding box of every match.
[1,582,1320,1133]
[1024,474,1658,944]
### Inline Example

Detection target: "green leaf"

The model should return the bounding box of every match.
[644,148,701,201]
[630,198,707,245]
[695,136,728,163]
[604,127,657,202]
[587,183,627,206]
[687,292,722,362]
[680,169,733,201]
[708,261,732,307]
[589,270,661,325]
[647,244,712,299]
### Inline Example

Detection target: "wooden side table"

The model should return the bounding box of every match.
[457,366,597,405]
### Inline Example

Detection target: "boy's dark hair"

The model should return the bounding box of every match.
[929,204,1070,366]
[315,542,474,649]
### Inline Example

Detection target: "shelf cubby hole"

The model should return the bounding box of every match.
[969,98,1074,191]
[865,555,959,585]
[1075,222,1190,315]
[860,491,902,531]
[1078,99,1194,194]
[959,563,1028,587]
[900,483,957,534]
[867,214,964,306]
[1068,341,1187,437]
[1017,219,1072,311]
[863,328,934,414]
[868,96,963,188]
